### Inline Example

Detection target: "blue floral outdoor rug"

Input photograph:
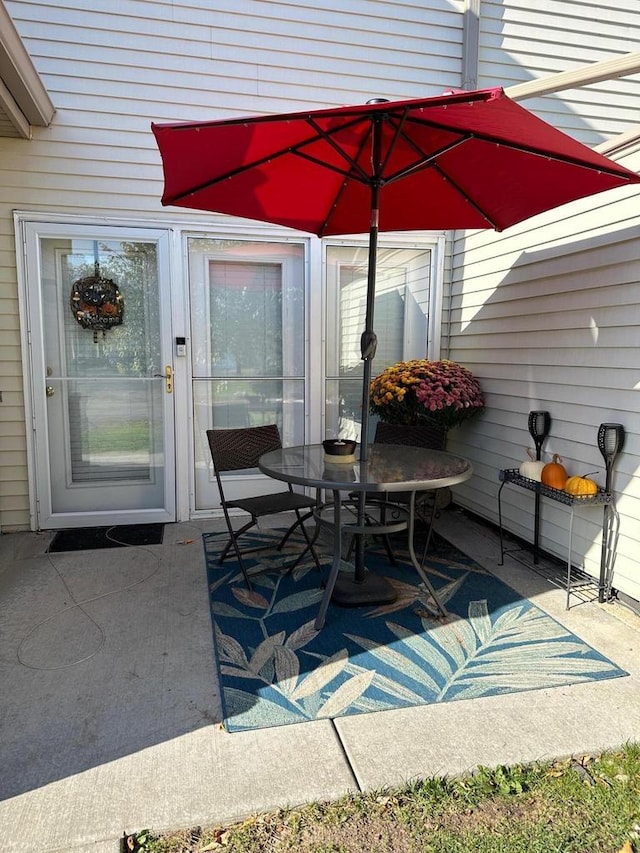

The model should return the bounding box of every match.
[203,529,627,732]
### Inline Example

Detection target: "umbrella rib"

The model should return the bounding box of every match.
[431,162,500,229]
[305,116,371,183]
[306,118,376,236]
[379,107,411,177]
[403,115,637,181]
[383,132,472,184]
[306,115,510,233]
[373,117,500,228]
[164,116,372,204]
[292,149,367,183]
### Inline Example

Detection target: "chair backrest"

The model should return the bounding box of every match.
[206,424,283,474]
[374,421,447,451]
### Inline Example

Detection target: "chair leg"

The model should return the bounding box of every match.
[219,517,257,563]
[277,509,323,572]
[276,513,306,551]
[284,513,323,573]
[220,516,257,590]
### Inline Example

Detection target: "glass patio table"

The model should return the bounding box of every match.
[258,443,473,630]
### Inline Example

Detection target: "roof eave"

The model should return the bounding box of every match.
[0,0,54,138]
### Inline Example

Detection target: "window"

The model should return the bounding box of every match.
[325,244,432,441]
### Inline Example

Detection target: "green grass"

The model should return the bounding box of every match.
[86,420,151,454]
[128,744,640,853]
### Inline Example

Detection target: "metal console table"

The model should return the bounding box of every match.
[497,468,614,609]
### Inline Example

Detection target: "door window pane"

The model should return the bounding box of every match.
[41,238,165,496]
[188,239,306,510]
[202,261,285,377]
[67,379,160,483]
[325,245,432,441]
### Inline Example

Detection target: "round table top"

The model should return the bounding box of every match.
[258,443,473,492]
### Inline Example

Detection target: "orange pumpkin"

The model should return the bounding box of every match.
[564,474,598,496]
[541,454,568,489]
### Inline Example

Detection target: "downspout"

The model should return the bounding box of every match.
[450,2,481,359]
[461,0,481,91]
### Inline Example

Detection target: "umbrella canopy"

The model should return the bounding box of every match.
[152,87,639,235]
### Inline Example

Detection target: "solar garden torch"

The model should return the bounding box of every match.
[597,423,625,603]
[528,411,551,564]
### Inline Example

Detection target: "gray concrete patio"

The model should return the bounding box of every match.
[0,507,639,853]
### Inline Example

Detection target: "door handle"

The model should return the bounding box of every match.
[154,365,173,394]
[163,364,173,394]
[46,385,55,397]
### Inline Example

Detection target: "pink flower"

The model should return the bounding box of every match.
[370,359,484,429]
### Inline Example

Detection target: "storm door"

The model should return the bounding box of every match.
[21,223,175,528]
[188,238,308,511]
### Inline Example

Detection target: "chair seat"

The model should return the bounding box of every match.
[227,491,316,517]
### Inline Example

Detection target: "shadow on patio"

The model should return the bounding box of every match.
[0,509,638,853]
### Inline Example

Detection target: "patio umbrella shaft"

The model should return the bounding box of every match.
[353,226,377,581]
[354,142,382,582]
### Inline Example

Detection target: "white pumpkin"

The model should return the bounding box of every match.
[519,448,545,481]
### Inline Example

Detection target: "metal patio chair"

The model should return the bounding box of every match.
[206,424,322,588]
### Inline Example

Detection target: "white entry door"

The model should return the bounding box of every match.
[21,222,176,529]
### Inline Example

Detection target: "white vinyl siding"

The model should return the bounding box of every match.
[1,0,468,216]
[0,0,466,529]
[447,144,640,605]
[477,1,640,145]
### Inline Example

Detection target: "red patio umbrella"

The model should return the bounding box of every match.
[152,86,639,455]
[152,87,639,603]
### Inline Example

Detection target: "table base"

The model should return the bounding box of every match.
[331,570,397,607]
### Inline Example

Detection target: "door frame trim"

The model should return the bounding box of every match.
[15,211,447,529]
[15,212,179,529]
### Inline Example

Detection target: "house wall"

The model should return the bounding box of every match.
[2,0,640,559]
[477,0,640,146]
[445,0,640,605]
[0,0,466,530]
[448,139,640,605]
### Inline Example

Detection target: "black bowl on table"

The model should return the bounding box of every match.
[322,439,357,462]
[323,438,357,455]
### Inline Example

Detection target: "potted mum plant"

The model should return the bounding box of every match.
[369,359,484,440]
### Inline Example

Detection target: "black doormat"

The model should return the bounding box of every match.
[48,523,165,553]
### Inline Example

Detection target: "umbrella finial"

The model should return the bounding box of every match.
[366,98,389,104]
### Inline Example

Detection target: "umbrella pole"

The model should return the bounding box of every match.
[331,193,396,605]
[331,122,396,608]
[353,181,380,584]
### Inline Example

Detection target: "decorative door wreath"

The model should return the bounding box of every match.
[70,264,124,342]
